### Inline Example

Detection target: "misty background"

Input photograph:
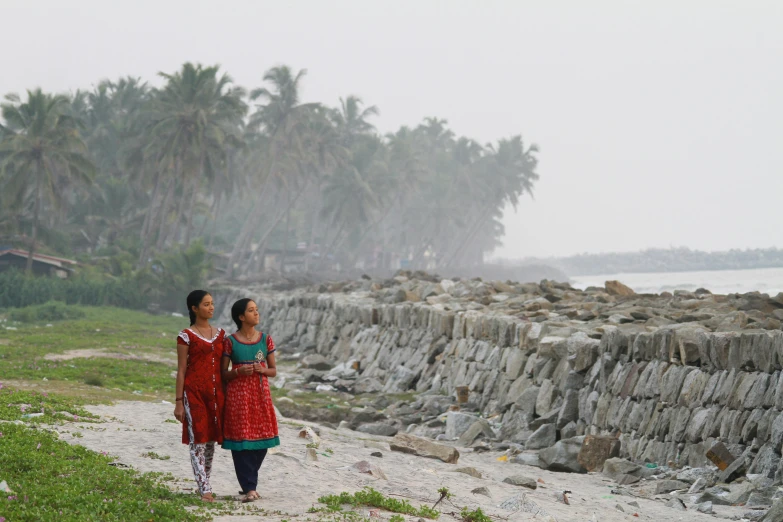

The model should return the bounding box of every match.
[3,0,781,260]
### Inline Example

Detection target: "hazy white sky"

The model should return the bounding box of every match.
[3,0,782,258]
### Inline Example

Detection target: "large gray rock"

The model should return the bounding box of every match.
[300,354,334,371]
[445,412,478,440]
[536,379,558,415]
[457,419,496,447]
[390,433,459,464]
[356,423,399,437]
[602,458,641,480]
[525,424,556,450]
[503,475,537,489]
[761,497,783,521]
[557,389,579,428]
[354,377,384,394]
[538,436,587,473]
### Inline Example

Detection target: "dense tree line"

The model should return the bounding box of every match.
[0,63,540,280]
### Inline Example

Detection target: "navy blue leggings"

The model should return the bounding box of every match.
[231,449,268,493]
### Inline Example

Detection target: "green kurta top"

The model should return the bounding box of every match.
[222,332,280,451]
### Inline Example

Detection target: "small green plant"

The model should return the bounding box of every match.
[84,374,104,387]
[306,441,320,449]
[389,516,405,522]
[317,487,439,518]
[164,418,179,424]
[141,451,171,460]
[325,447,334,454]
[460,506,492,522]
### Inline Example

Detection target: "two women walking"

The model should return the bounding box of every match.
[173,290,279,503]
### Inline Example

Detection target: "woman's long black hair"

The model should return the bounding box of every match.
[231,298,254,330]
[187,290,211,326]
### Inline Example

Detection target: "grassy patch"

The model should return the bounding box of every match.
[0,305,185,398]
[317,487,439,519]
[0,422,210,521]
[0,387,97,424]
[0,389,214,521]
[141,451,171,461]
[460,507,492,522]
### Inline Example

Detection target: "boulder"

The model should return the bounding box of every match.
[354,377,384,394]
[445,411,478,440]
[300,354,333,371]
[390,433,460,464]
[511,452,542,468]
[605,280,635,297]
[471,486,491,497]
[602,458,641,481]
[655,480,690,494]
[356,423,399,437]
[503,475,537,489]
[762,497,783,521]
[454,467,482,478]
[457,419,496,447]
[577,435,621,472]
[526,424,556,450]
[538,436,587,473]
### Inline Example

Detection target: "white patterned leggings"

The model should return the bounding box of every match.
[183,393,215,496]
[189,442,215,496]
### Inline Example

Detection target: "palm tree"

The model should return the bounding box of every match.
[147,63,247,250]
[228,65,324,276]
[332,95,379,146]
[0,89,95,271]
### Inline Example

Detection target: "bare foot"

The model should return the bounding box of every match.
[201,493,215,503]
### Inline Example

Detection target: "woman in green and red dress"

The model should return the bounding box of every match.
[221,298,280,503]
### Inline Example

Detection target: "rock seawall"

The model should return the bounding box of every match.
[218,279,783,481]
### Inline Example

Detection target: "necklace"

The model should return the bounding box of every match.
[194,324,213,341]
[241,329,257,343]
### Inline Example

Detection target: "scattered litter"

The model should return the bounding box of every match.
[497,455,508,462]
[554,490,570,505]
[305,448,318,462]
[0,481,12,493]
[298,426,321,446]
[315,384,335,392]
[645,463,658,469]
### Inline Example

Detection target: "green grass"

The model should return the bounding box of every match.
[0,304,185,399]
[317,488,439,519]
[0,389,214,522]
[0,388,97,424]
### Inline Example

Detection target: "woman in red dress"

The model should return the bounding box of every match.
[173,290,228,502]
[221,298,280,503]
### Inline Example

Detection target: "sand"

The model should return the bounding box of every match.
[52,400,757,522]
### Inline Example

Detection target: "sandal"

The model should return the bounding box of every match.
[200,493,215,503]
[242,491,260,503]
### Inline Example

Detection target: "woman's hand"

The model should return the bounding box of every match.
[252,363,266,375]
[174,402,185,423]
[237,365,254,377]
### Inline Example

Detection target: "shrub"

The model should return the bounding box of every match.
[9,301,87,323]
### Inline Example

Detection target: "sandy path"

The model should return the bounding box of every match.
[57,401,751,522]
[44,348,176,365]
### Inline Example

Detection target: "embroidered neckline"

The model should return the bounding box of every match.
[231,332,263,345]
[185,327,223,343]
